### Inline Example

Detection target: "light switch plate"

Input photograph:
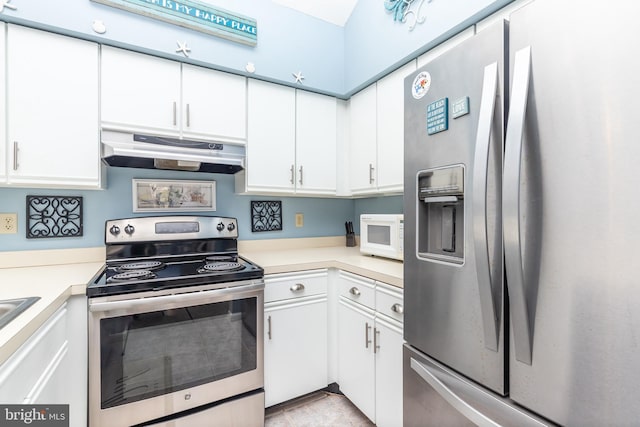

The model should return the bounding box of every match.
[295,213,304,228]
[0,213,18,234]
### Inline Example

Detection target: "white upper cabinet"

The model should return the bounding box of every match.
[101,46,181,136]
[239,80,338,195]
[295,90,337,195]
[101,47,246,143]
[346,61,415,196]
[244,79,296,192]
[181,64,246,142]
[5,25,101,189]
[348,84,378,194]
[376,61,416,193]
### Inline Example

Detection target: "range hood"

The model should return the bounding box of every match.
[101,130,245,174]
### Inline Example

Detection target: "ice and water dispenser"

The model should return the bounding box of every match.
[417,165,464,264]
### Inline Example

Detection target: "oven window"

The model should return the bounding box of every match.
[368,225,391,245]
[99,297,257,409]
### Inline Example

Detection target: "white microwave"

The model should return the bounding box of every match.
[360,214,404,261]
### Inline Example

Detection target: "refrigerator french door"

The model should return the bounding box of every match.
[403,0,640,425]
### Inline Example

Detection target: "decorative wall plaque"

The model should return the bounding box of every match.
[251,201,282,232]
[26,196,83,239]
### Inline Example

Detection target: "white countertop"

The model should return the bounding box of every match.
[241,245,403,288]
[0,238,402,365]
[0,254,104,365]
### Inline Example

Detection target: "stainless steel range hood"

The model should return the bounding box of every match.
[101,130,245,174]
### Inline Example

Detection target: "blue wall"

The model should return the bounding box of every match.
[0,0,512,97]
[0,166,359,251]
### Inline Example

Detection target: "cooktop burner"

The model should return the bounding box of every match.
[108,270,157,282]
[198,262,244,274]
[116,261,165,271]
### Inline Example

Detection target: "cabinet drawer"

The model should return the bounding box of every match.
[338,271,375,309]
[265,270,328,303]
[376,283,404,323]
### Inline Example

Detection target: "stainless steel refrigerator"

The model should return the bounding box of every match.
[403,0,640,425]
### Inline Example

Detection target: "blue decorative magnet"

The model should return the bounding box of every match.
[452,96,470,119]
[427,98,448,135]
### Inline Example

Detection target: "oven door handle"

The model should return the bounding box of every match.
[89,282,264,313]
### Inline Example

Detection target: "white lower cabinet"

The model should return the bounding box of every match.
[264,270,329,407]
[337,271,404,427]
[338,298,376,421]
[0,296,87,427]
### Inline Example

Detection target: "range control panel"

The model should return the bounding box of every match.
[105,216,238,243]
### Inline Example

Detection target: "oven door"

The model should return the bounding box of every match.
[88,281,264,427]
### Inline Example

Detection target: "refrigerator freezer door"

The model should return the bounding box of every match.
[403,345,553,427]
[506,0,640,424]
[404,21,506,394]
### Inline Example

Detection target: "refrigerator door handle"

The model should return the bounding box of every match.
[472,61,500,352]
[410,356,550,427]
[503,46,534,365]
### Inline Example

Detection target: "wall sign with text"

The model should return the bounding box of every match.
[91,0,258,46]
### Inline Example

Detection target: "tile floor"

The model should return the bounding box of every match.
[265,391,375,427]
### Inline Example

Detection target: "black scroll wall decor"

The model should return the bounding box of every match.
[251,201,282,232]
[26,196,83,239]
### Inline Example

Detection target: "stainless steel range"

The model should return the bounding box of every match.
[87,216,265,427]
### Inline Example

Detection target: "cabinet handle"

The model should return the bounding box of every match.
[290,165,295,184]
[349,287,361,297]
[13,141,19,171]
[267,315,272,340]
[290,283,305,292]
[391,303,404,314]
[369,163,375,184]
[298,166,304,186]
[173,101,177,126]
[374,327,380,354]
[365,322,372,349]
[186,103,191,127]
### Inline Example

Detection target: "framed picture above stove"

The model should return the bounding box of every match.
[132,179,216,212]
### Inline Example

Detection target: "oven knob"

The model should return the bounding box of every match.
[216,222,225,231]
[109,225,120,236]
[227,223,236,232]
[124,224,135,235]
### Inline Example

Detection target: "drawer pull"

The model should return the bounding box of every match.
[349,287,361,297]
[391,303,404,314]
[290,283,305,292]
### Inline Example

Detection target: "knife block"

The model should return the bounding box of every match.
[346,233,356,247]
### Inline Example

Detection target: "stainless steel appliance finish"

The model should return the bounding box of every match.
[87,215,264,427]
[404,0,640,425]
[101,130,245,173]
[404,20,507,396]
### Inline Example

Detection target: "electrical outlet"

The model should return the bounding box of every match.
[295,213,304,228]
[0,213,18,234]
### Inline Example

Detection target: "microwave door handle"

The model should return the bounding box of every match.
[472,61,500,352]
[503,46,534,365]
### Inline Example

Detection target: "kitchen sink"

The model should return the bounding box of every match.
[0,297,40,330]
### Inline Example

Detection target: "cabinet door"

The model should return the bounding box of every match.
[348,84,378,194]
[101,46,181,135]
[6,25,100,188]
[182,64,246,143]
[374,316,404,427]
[376,62,416,193]
[337,299,375,422]
[264,297,328,407]
[246,80,296,192]
[295,91,337,195]
[0,23,6,183]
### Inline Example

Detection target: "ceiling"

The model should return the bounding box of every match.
[271,0,359,26]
